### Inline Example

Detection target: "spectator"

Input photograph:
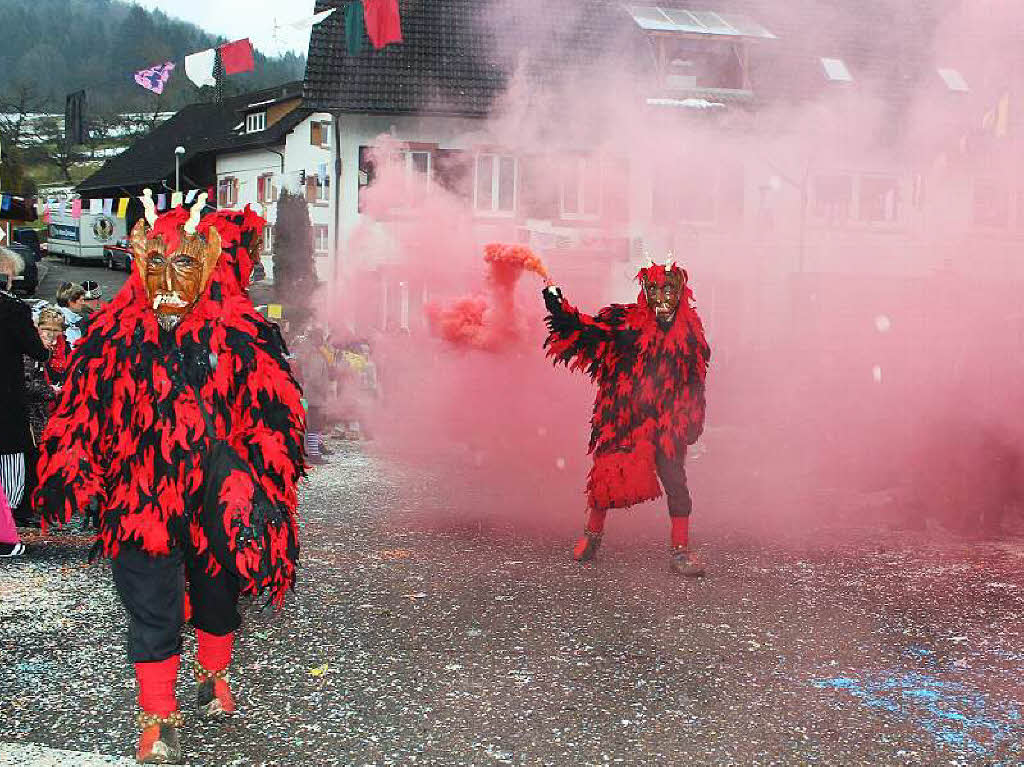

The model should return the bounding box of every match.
[16,307,65,526]
[293,324,331,465]
[37,306,70,385]
[56,282,88,345]
[0,246,49,555]
[80,280,103,315]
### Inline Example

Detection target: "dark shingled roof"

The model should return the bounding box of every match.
[78,81,309,193]
[303,0,952,117]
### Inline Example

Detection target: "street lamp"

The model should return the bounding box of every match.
[174,146,185,192]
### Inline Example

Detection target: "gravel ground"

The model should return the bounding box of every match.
[3,443,1024,766]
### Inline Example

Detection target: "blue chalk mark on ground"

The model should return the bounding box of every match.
[814,650,1021,759]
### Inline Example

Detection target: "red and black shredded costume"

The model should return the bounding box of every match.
[33,205,305,730]
[544,265,710,535]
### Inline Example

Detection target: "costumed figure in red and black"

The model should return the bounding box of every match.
[34,190,305,764]
[542,259,710,575]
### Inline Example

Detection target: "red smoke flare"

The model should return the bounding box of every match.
[427,243,549,352]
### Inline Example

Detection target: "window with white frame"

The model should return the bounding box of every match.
[561,156,602,219]
[263,224,273,253]
[310,120,331,148]
[474,154,517,214]
[859,175,900,223]
[246,111,266,133]
[393,150,432,206]
[217,177,238,208]
[313,224,329,255]
[256,173,278,204]
[315,174,330,203]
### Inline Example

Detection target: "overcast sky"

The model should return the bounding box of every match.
[132,0,320,56]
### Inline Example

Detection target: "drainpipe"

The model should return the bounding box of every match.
[331,111,343,290]
[267,147,285,174]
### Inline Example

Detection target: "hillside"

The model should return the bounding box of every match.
[0,0,306,190]
[0,0,305,113]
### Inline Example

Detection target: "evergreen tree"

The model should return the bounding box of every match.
[273,190,317,325]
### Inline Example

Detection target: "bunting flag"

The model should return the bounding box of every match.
[287,8,336,30]
[89,198,102,215]
[103,198,113,215]
[134,61,176,95]
[185,189,198,204]
[0,227,5,245]
[157,192,167,210]
[116,198,129,218]
[172,191,183,208]
[220,39,255,75]
[363,0,403,50]
[0,195,9,212]
[71,199,82,219]
[184,48,217,88]
[346,0,367,54]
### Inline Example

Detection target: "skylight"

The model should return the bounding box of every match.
[821,58,853,82]
[937,68,969,92]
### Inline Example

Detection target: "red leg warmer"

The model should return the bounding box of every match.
[135,655,180,716]
[196,629,234,673]
[671,516,690,549]
[585,508,607,535]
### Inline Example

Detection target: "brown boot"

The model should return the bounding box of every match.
[669,546,705,577]
[136,710,183,764]
[573,531,603,562]
[196,665,236,720]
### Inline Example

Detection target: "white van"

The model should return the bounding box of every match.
[46,210,126,264]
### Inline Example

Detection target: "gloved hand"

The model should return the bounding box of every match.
[542,285,563,314]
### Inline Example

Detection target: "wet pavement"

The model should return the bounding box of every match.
[3,443,1024,766]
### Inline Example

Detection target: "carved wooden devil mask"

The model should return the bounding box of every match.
[129,189,221,330]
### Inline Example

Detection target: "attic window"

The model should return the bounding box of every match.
[821,58,853,83]
[246,111,267,134]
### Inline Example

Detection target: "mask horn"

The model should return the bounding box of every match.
[184,192,208,235]
[140,188,158,227]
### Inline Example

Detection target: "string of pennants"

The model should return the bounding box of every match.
[28,189,210,223]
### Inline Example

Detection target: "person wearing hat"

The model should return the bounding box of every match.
[80,280,103,315]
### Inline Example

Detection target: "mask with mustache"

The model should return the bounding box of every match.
[639,263,686,328]
[129,191,221,331]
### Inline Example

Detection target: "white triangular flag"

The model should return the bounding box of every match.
[184,49,217,88]
[0,227,5,245]
[287,8,335,30]
[185,189,198,204]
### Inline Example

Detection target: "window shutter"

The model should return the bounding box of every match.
[311,121,322,146]
[257,175,266,203]
[306,175,317,202]
[519,155,560,219]
[217,182,226,208]
[232,178,239,206]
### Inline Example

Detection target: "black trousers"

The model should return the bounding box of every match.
[655,448,692,518]
[111,544,241,663]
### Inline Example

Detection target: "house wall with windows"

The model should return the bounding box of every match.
[214,110,338,282]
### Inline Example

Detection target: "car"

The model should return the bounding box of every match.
[12,227,43,262]
[7,242,38,296]
[104,237,133,272]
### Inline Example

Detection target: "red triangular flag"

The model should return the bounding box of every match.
[220,38,255,75]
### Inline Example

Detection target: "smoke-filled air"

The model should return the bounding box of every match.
[323,0,1024,544]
